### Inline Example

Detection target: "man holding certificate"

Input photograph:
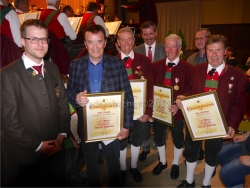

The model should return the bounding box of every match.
[67,25,134,187]
[116,27,153,184]
[150,34,193,177]
[176,34,248,188]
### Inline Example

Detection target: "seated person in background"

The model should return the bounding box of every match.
[40,0,76,43]
[218,132,250,187]
[114,15,121,22]
[81,1,109,38]
[14,0,29,14]
[246,69,250,120]
[129,19,135,24]
[40,0,85,59]
[226,47,238,67]
[246,56,250,67]
[62,5,74,17]
[0,0,22,47]
[105,37,120,56]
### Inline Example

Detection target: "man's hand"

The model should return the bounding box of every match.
[175,95,185,109]
[38,140,60,156]
[69,136,80,148]
[224,127,235,139]
[116,128,129,140]
[55,134,65,146]
[169,104,178,115]
[121,5,127,9]
[137,114,149,123]
[233,134,246,143]
[76,90,89,107]
[239,156,250,167]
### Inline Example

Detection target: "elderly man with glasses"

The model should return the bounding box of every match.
[187,28,211,66]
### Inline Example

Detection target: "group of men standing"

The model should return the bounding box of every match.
[1,0,249,187]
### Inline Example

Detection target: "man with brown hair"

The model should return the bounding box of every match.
[177,34,248,187]
[1,19,70,187]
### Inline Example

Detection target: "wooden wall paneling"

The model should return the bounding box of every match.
[201,24,250,49]
[202,24,250,66]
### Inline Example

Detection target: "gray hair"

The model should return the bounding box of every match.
[117,27,135,39]
[46,0,57,6]
[165,34,182,47]
[198,28,211,36]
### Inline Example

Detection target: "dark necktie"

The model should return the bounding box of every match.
[123,56,130,62]
[208,68,216,77]
[168,62,175,67]
[148,46,152,62]
[32,65,43,75]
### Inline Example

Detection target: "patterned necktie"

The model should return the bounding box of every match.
[123,56,130,62]
[32,65,43,75]
[208,68,216,77]
[148,46,152,62]
[168,62,175,67]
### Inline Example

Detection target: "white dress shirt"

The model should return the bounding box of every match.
[47,6,76,40]
[1,1,22,47]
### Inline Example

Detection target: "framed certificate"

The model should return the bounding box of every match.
[152,85,174,126]
[130,79,147,120]
[83,91,124,143]
[181,91,228,141]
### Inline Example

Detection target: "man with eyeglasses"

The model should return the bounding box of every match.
[116,27,153,185]
[186,28,211,162]
[187,28,211,66]
[1,19,70,187]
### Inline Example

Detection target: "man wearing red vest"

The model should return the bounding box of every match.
[176,35,248,188]
[40,0,76,42]
[14,0,29,14]
[0,0,22,47]
[81,1,109,38]
[116,27,153,185]
[149,34,193,178]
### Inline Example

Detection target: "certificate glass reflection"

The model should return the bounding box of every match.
[181,91,228,141]
[130,79,147,120]
[83,92,124,143]
[152,85,174,126]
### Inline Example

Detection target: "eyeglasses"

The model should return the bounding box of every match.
[23,37,50,44]
[195,36,209,41]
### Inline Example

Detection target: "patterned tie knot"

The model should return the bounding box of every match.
[168,62,175,67]
[123,56,130,62]
[148,46,152,50]
[209,68,216,77]
[32,65,43,75]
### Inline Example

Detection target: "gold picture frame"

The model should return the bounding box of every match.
[152,85,174,126]
[83,91,124,143]
[130,79,147,120]
[181,91,228,141]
